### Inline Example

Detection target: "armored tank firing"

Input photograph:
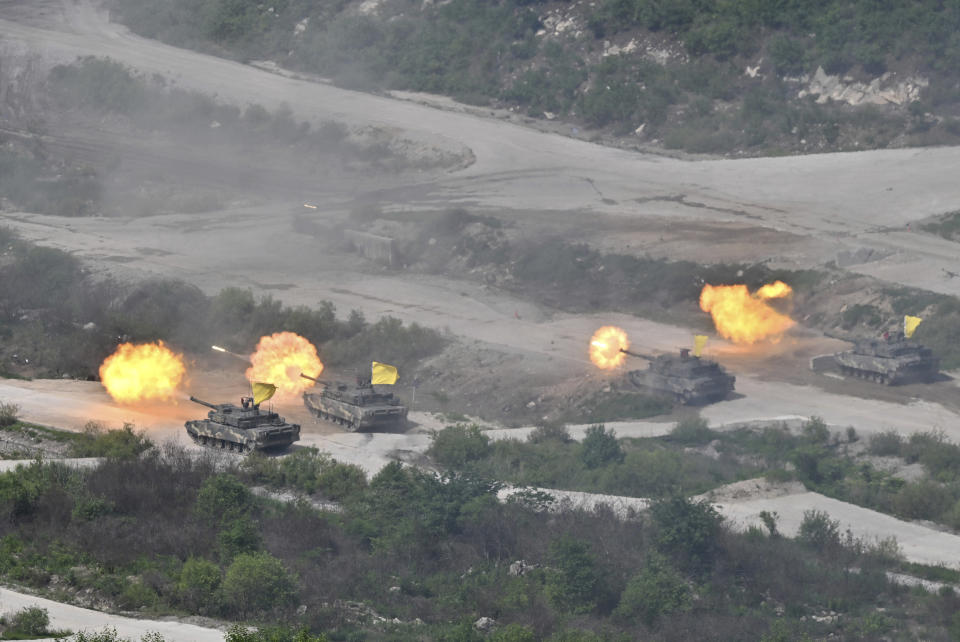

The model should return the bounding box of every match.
[834,331,939,385]
[621,348,735,405]
[301,373,408,432]
[185,396,300,452]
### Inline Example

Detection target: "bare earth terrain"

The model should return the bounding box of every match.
[3,4,960,634]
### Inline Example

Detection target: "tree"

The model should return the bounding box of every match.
[546,535,603,614]
[579,425,624,469]
[614,554,691,625]
[798,509,840,552]
[195,474,252,524]
[428,424,491,469]
[222,552,296,616]
[650,494,722,573]
[178,556,221,612]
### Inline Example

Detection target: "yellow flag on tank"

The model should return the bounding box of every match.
[371,362,399,385]
[252,382,277,405]
[693,335,708,357]
[904,315,923,338]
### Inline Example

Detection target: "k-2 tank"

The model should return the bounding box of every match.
[834,331,939,385]
[185,396,300,452]
[301,374,408,432]
[622,348,735,405]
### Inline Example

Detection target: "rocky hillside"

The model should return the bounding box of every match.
[107,0,960,156]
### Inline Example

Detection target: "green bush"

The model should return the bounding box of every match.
[650,495,721,572]
[195,474,253,524]
[223,624,328,642]
[579,425,624,469]
[178,557,222,612]
[428,424,491,469]
[3,605,50,636]
[218,515,263,561]
[0,402,19,428]
[614,554,691,625]
[545,536,603,614]
[667,416,715,445]
[868,430,903,457]
[71,423,153,459]
[221,552,296,616]
[797,509,840,551]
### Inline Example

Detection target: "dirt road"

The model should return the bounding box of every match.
[0,587,225,641]
[2,2,960,295]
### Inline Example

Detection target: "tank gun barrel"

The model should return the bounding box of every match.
[189,396,217,409]
[620,348,654,361]
[299,373,329,386]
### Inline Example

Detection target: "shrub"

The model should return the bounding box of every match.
[650,495,721,572]
[546,536,603,614]
[224,625,329,642]
[221,552,296,616]
[71,422,153,459]
[195,474,253,524]
[178,556,222,612]
[528,421,571,444]
[218,515,263,561]
[614,554,691,625]
[579,425,624,469]
[667,416,715,445]
[798,509,840,551]
[428,424,491,469]
[0,401,19,427]
[4,605,50,636]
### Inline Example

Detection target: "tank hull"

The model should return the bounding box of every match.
[624,351,735,406]
[834,354,939,385]
[833,335,939,385]
[627,370,735,405]
[303,392,407,432]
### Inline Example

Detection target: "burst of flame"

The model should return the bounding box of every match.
[589,326,629,369]
[246,331,324,400]
[699,281,795,345]
[99,341,186,403]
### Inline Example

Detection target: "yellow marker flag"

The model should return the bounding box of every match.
[904,315,923,338]
[252,382,277,405]
[371,361,398,385]
[693,335,708,357]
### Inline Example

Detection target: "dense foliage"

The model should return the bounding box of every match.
[0,227,445,380]
[428,417,960,535]
[107,0,960,153]
[0,448,957,639]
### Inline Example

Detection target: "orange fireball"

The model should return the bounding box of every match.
[589,326,629,369]
[99,341,186,403]
[246,332,324,400]
[699,281,794,344]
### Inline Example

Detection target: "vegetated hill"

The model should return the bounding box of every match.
[107,0,960,156]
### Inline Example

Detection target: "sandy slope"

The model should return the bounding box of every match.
[0,587,225,642]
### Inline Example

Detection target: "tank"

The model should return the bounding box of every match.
[834,331,939,384]
[622,348,735,405]
[185,396,300,452]
[301,373,408,432]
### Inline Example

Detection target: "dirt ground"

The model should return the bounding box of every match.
[3,2,960,617]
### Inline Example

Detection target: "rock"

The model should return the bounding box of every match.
[296,604,307,616]
[474,617,497,633]
[526,401,536,408]
[509,560,530,576]
[389,585,401,593]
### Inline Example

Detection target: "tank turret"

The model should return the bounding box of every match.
[834,331,939,384]
[185,395,300,452]
[623,348,735,405]
[301,372,407,432]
